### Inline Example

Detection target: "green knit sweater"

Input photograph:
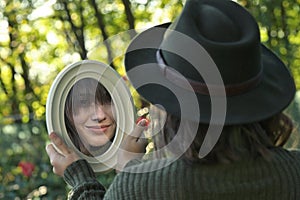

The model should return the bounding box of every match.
[64,148,300,199]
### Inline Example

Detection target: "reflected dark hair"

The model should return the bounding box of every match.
[66,78,111,115]
[64,78,112,155]
[156,112,294,164]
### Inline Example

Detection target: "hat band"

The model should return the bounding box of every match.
[156,50,263,96]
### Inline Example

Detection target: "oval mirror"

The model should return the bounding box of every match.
[46,60,135,172]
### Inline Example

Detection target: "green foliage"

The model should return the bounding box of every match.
[239,0,300,89]
[0,121,68,199]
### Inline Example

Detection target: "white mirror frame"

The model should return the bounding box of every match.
[46,60,135,172]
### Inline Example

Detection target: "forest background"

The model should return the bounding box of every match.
[1,0,300,199]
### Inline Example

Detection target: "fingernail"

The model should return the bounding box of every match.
[136,117,150,126]
[138,119,146,126]
[136,116,144,124]
[49,132,57,139]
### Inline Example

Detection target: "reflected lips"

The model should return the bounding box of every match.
[86,125,110,133]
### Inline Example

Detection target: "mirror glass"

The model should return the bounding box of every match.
[64,78,116,157]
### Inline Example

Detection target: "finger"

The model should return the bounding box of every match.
[46,143,62,164]
[45,143,55,157]
[49,132,71,155]
[136,139,148,148]
[136,132,148,145]
[46,144,69,176]
[129,119,148,138]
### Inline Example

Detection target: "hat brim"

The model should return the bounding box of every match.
[125,23,296,125]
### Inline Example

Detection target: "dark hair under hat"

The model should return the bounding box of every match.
[125,0,295,125]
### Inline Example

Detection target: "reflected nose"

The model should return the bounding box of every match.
[91,105,106,123]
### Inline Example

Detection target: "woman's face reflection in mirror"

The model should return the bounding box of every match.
[65,78,116,156]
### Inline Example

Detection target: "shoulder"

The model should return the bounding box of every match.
[271,147,300,161]
[285,148,300,163]
[105,150,300,199]
[123,157,182,173]
[105,158,185,199]
[289,149,300,157]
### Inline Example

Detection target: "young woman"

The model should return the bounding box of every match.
[64,78,116,156]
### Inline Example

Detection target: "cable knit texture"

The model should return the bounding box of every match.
[64,148,300,200]
[64,159,106,199]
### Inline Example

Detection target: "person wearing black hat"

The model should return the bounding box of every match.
[46,0,300,199]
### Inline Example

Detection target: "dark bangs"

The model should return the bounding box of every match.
[67,78,111,115]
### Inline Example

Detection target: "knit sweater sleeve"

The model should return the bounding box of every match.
[64,159,106,200]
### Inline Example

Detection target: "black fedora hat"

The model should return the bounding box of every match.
[125,0,295,125]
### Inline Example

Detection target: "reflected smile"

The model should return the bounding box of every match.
[85,124,111,133]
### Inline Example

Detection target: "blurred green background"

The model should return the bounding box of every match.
[0,0,300,199]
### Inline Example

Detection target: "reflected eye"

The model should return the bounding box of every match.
[78,94,95,107]
[79,99,91,107]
